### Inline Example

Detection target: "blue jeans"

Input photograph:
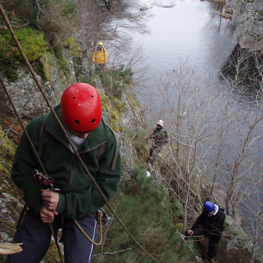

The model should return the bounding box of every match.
[6,212,98,263]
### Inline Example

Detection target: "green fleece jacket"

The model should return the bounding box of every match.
[11,106,121,220]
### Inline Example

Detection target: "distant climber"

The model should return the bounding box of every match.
[92,42,107,71]
[144,120,168,167]
[185,201,226,263]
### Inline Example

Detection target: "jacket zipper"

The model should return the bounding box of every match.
[64,155,75,193]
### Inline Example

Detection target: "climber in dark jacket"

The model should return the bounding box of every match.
[144,120,168,167]
[185,201,226,263]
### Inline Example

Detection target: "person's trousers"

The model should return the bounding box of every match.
[149,145,163,164]
[6,212,98,263]
[185,227,218,259]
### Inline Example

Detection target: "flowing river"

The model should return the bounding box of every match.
[132,0,236,85]
[116,0,263,242]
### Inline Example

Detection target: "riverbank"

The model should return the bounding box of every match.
[226,0,263,51]
[205,0,263,52]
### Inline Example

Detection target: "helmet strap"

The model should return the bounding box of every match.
[208,204,219,216]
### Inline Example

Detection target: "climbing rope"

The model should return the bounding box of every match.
[74,213,104,246]
[179,232,205,263]
[180,234,205,242]
[0,4,159,263]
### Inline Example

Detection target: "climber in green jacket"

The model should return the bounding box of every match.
[7,83,121,263]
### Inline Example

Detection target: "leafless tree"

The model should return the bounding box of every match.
[143,63,224,229]
[140,51,263,259]
[75,0,150,51]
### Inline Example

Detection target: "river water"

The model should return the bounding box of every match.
[118,0,263,244]
[131,0,236,91]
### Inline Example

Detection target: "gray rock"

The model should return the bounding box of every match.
[227,0,263,50]
[140,3,149,11]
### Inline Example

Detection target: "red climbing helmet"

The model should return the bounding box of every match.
[61,83,102,132]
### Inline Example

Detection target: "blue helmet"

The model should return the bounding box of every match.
[203,201,215,213]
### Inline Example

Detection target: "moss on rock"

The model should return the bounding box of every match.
[40,52,56,82]
[0,26,47,63]
[63,37,83,57]
[0,128,16,170]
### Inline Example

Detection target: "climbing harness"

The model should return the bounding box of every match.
[33,169,107,246]
[0,5,159,263]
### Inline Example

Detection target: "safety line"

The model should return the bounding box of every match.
[0,5,159,262]
[179,232,204,263]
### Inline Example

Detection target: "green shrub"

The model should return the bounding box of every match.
[0,127,16,174]
[99,64,133,98]
[92,164,192,263]
[63,37,83,57]
[2,0,77,48]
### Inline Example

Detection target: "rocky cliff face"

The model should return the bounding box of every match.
[227,0,263,50]
[0,36,92,118]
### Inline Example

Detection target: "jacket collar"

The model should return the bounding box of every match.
[44,105,109,150]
